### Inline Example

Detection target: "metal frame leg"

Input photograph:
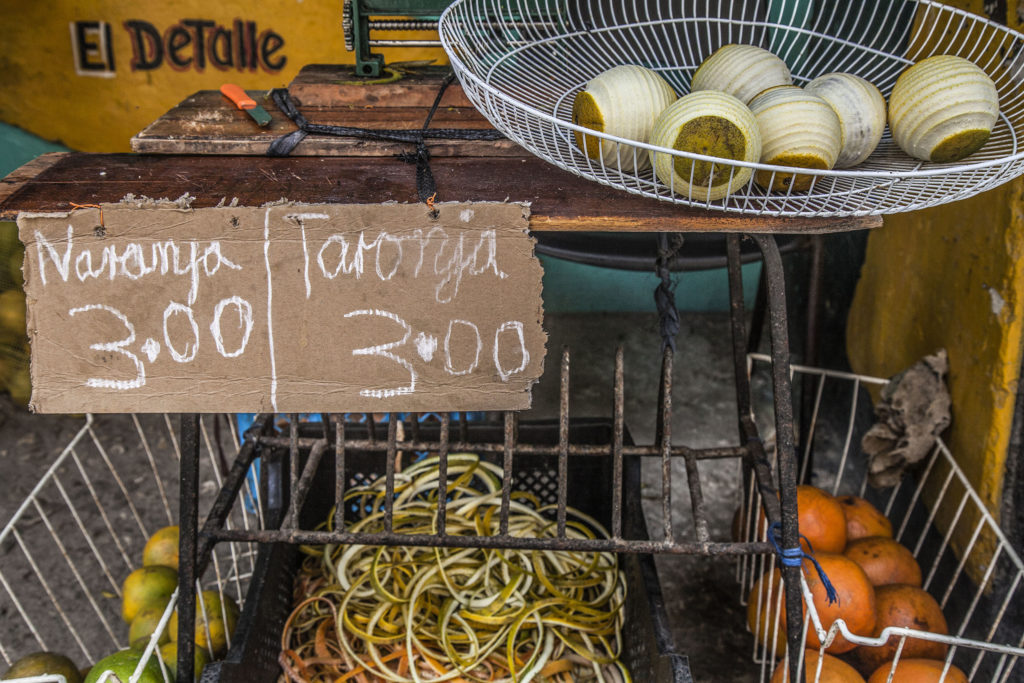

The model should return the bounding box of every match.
[751,235,805,682]
[178,414,200,683]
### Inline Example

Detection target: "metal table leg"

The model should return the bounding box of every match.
[178,414,201,683]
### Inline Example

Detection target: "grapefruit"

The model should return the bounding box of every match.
[854,584,948,674]
[169,590,240,658]
[83,650,162,683]
[844,537,922,587]
[143,526,180,570]
[122,565,178,623]
[838,496,892,542]
[3,652,82,683]
[159,641,210,680]
[866,659,968,683]
[129,605,172,650]
[770,648,865,682]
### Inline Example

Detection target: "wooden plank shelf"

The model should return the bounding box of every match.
[131,89,521,157]
[1,152,882,233]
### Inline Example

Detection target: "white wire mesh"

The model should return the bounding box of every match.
[737,356,1024,682]
[439,0,1024,217]
[0,415,257,682]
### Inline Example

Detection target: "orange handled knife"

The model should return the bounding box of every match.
[220,84,272,127]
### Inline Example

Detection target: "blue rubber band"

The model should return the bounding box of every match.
[768,521,840,606]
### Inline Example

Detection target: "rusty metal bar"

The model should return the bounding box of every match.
[333,416,346,533]
[384,416,398,531]
[177,414,200,683]
[436,414,449,536]
[284,439,328,529]
[458,411,469,443]
[612,347,625,539]
[366,413,378,443]
[752,233,803,683]
[257,434,748,460]
[685,451,710,544]
[197,423,263,568]
[206,524,773,555]
[288,415,299,513]
[410,413,421,443]
[557,348,570,537]
[659,347,673,543]
[500,411,515,535]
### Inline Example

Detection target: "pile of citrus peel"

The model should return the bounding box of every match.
[279,454,629,683]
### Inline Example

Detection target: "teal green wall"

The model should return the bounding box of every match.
[540,255,761,313]
[0,122,67,178]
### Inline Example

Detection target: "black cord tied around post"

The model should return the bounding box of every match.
[767,521,839,606]
[267,72,504,204]
[655,233,684,353]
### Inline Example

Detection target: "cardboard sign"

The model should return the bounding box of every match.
[17,202,545,413]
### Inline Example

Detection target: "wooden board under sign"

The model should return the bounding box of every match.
[18,202,545,414]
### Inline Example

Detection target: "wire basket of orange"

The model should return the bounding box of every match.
[737,355,1024,682]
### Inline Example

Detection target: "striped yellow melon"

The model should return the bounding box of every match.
[691,44,792,104]
[749,86,842,192]
[649,91,761,200]
[571,64,677,172]
[888,54,999,163]
[806,72,887,167]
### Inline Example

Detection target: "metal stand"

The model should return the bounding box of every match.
[175,233,809,683]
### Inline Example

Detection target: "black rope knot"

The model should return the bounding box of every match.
[655,233,684,352]
[266,71,503,205]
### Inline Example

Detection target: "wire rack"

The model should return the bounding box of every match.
[0,414,257,682]
[738,356,1024,682]
[439,0,1024,217]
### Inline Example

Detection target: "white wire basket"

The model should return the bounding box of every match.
[439,0,1024,218]
[0,415,258,683]
[738,356,1024,682]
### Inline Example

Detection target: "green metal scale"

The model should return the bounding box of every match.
[343,0,456,77]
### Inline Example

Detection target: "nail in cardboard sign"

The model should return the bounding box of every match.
[17,201,546,413]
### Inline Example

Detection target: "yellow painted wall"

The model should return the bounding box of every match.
[847,2,1023,549]
[0,2,446,153]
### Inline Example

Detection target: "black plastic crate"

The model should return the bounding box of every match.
[204,418,692,682]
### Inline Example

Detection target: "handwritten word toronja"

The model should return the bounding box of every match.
[33,226,241,305]
[288,214,509,304]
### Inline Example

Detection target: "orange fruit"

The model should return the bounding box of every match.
[866,659,967,683]
[747,568,786,653]
[749,554,876,655]
[797,485,848,554]
[838,495,893,541]
[803,553,877,653]
[142,525,179,570]
[121,566,178,623]
[753,485,848,553]
[770,648,866,682]
[844,537,922,587]
[3,652,82,683]
[854,584,948,675]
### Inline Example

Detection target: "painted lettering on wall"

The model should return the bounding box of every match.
[69,19,286,76]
